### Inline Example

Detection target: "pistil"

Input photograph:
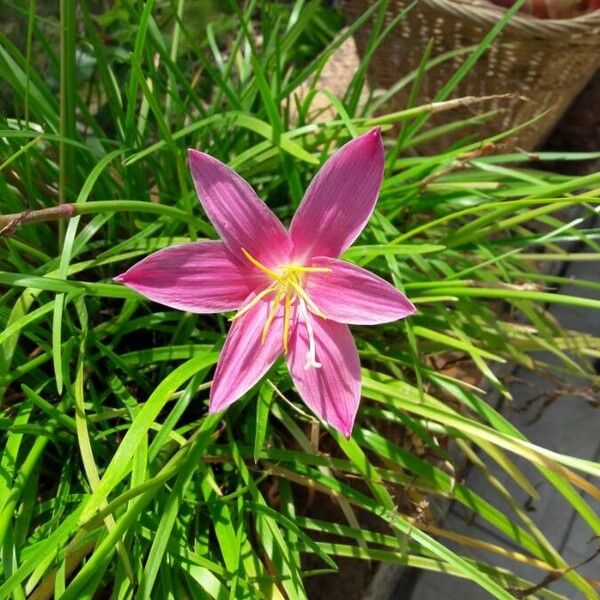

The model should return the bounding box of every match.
[298,299,322,369]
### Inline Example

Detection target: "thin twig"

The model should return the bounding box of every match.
[509,543,600,597]
[419,142,498,188]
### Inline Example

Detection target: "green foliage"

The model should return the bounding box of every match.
[1,1,599,598]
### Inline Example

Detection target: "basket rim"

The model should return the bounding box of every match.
[419,0,600,37]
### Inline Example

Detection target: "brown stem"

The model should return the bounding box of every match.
[419,143,498,189]
[0,204,76,236]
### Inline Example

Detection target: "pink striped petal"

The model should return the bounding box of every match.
[114,241,263,313]
[289,128,384,260]
[188,149,292,268]
[209,295,284,413]
[286,315,361,437]
[305,257,416,325]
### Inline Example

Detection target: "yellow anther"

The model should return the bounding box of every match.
[230,285,276,321]
[241,248,284,283]
[279,264,332,274]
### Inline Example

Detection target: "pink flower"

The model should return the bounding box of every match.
[115,128,415,437]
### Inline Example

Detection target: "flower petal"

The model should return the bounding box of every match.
[188,149,292,267]
[286,315,361,437]
[305,257,416,325]
[289,128,384,260]
[114,241,264,313]
[209,295,284,413]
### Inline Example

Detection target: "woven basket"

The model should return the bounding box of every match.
[343,0,600,151]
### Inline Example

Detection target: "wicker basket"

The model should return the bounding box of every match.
[343,0,600,151]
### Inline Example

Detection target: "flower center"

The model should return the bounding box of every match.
[231,248,330,368]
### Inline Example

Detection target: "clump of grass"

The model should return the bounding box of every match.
[1,1,599,598]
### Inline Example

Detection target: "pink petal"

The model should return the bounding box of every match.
[188,149,292,267]
[305,257,416,325]
[289,128,384,260]
[114,241,263,313]
[209,294,285,413]
[286,315,361,437]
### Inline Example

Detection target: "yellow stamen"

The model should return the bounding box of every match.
[262,288,284,343]
[237,247,329,360]
[279,264,332,274]
[241,248,284,283]
[287,278,327,319]
[283,291,292,354]
[230,285,276,321]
